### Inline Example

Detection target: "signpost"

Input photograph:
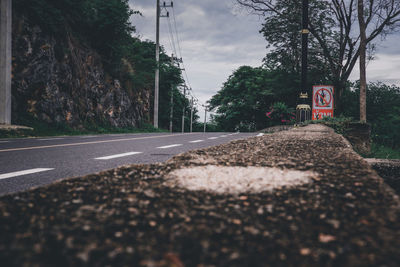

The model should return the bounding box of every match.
[312,85,334,120]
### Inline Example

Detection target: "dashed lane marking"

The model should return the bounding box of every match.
[157,144,183,149]
[220,135,228,137]
[38,138,64,141]
[208,137,218,140]
[0,141,10,143]
[0,168,54,180]
[95,152,142,160]
[0,133,189,153]
[189,140,204,143]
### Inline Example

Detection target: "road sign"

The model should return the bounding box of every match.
[312,85,334,120]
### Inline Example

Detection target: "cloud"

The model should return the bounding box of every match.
[129,0,400,119]
[129,0,266,113]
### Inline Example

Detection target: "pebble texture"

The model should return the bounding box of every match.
[0,124,399,266]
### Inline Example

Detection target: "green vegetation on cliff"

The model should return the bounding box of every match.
[12,0,196,132]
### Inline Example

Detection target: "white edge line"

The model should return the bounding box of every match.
[95,152,142,160]
[0,168,54,180]
[189,140,204,143]
[157,144,182,149]
[38,138,64,141]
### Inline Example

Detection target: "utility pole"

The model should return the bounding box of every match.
[0,0,12,125]
[181,85,186,133]
[153,0,160,128]
[190,97,194,133]
[203,106,207,133]
[169,87,174,133]
[169,54,174,133]
[154,1,173,128]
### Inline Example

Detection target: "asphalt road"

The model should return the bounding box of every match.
[0,132,256,196]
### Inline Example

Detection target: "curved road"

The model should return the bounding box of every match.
[0,132,256,196]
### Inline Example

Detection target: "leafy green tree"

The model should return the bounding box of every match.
[209,66,299,131]
[342,82,400,149]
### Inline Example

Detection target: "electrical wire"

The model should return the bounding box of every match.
[160,4,207,110]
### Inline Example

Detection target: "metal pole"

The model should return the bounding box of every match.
[169,54,174,133]
[181,86,186,133]
[0,0,12,124]
[296,0,311,123]
[153,0,160,128]
[301,0,309,96]
[203,107,207,133]
[190,97,193,133]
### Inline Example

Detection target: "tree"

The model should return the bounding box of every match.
[342,82,400,149]
[237,0,400,112]
[209,66,299,131]
[358,0,367,122]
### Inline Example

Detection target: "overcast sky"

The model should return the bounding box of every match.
[129,0,400,116]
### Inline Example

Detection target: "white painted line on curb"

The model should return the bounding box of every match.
[157,144,182,149]
[189,140,204,143]
[208,137,218,140]
[95,152,142,160]
[0,168,55,180]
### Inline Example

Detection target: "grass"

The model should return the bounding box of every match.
[366,143,400,159]
[0,116,167,139]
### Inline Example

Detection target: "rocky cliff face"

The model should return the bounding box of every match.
[11,16,151,129]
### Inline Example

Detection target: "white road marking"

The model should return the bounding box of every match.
[0,133,189,153]
[189,140,204,143]
[38,138,64,141]
[220,135,228,138]
[256,133,264,137]
[0,141,10,143]
[80,136,96,138]
[95,152,142,160]
[157,144,182,149]
[208,137,218,140]
[0,168,54,180]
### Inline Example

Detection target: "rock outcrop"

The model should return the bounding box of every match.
[11,16,151,129]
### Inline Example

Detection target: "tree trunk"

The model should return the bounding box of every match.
[358,0,367,123]
[333,80,345,116]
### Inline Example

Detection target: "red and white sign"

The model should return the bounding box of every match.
[312,85,334,120]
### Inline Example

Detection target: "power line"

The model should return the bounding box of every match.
[159,2,207,115]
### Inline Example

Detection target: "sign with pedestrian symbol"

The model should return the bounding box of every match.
[312,85,334,120]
